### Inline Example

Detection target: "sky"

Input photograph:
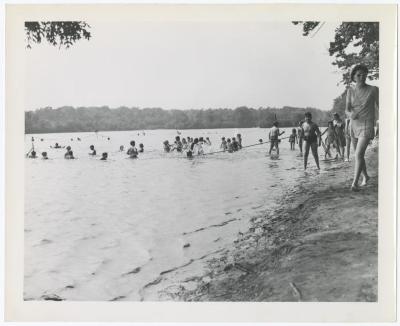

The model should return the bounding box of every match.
[24,21,346,111]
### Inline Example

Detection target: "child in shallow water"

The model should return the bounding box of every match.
[100,152,108,160]
[220,137,227,151]
[127,141,138,158]
[322,121,339,159]
[139,143,144,153]
[269,121,285,155]
[28,150,37,158]
[41,152,48,159]
[89,145,96,156]
[301,112,321,170]
[289,129,297,150]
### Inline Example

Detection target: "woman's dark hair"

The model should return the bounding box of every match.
[130,140,135,146]
[305,112,312,118]
[350,64,368,82]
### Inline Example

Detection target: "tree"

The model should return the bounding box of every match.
[25,21,91,49]
[293,22,379,84]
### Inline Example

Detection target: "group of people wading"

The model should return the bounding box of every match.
[26,64,378,191]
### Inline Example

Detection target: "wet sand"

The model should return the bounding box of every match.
[177,143,378,301]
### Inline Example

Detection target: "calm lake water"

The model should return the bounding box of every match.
[24,127,324,301]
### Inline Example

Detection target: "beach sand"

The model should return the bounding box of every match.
[177,143,378,302]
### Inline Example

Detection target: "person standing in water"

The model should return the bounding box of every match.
[127,141,138,158]
[297,120,304,156]
[289,129,297,150]
[346,64,378,191]
[268,121,285,155]
[100,152,108,160]
[89,145,97,156]
[301,112,321,170]
[333,112,346,160]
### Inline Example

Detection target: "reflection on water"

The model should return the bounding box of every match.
[24,128,314,301]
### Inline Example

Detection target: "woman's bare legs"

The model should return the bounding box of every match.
[351,137,370,189]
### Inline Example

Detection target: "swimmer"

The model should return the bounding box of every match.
[28,150,37,159]
[301,112,321,170]
[119,145,124,152]
[205,137,212,146]
[100,152,108,160]
[236,134,242,149]
[232,137,239,151]
[227,138,234,153]
[41,152,48,159]
[127,140,138,158]
[89,145,97,156]
[163,140,171,153]
[173,136,183,152]
[220,137,227,151]
[51,142,63,149]
[64,146,75,159]
[182,138,188,150]
[139,143,144,153]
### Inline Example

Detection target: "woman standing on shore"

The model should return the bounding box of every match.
[346,64,379,191]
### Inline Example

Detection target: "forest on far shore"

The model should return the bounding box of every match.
[25,105,337,134]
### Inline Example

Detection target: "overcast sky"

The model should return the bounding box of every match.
[24,21,346,111]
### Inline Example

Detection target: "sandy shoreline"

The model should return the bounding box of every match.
[177,143,378,302]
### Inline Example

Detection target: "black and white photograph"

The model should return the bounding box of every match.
[5,3,396,322]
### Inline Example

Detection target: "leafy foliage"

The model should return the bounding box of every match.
[25,21,91,49]
[293,22,379,84]
[25,106,332,134]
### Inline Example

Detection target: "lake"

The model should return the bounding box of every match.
[24,127,323,301]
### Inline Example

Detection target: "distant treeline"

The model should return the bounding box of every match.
[25,106,333,134]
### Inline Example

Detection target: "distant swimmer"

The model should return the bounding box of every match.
[206,137,212,146]
[70,138,73,141]
[301,112,321,170]
[89,145,97,156]
[77,137,81,141]
[41,152,48,160]
[289,129,297,150]
[220,137,227,151]
[107,137,110,140]
[173,136,183,152]
[119,145,124,152]
[231,137,239,151]
[182,138,188,151]
[40,138,44,141]
[236,134,242,149]
[163,140,171,153]
[51,142,63,149]
[64,146,75,159]
[100,152,108,160]
[227,138,233,153]
[28,150,37,159]
[31,137,35,142]
[139,143,144,153]
[127,141,138,158]
[268,121,285,155]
